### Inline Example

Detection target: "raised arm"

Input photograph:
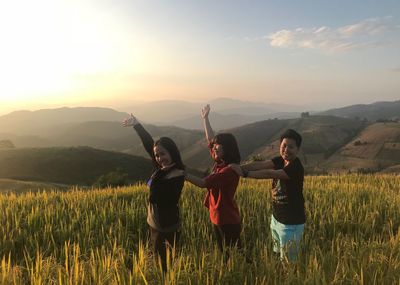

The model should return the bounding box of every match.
[123,114,155,161]
[201,104,214,143]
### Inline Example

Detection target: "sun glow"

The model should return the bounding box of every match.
[0,0,140,109]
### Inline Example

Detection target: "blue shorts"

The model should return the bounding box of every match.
[270,215,304,262]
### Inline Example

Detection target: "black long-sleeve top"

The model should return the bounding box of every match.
[133,124,184,231]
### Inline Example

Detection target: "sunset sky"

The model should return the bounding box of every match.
[0,0,399,115]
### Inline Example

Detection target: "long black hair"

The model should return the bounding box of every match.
[154,137,185,170]
[211,133,241,164]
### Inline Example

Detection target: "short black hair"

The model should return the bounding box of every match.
[280,129,302,148]
[212,133,241,164]
[154,137,185,169]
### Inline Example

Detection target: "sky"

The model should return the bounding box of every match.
[0,0,399,115]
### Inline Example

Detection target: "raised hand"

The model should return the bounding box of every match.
[201,104,210,119]
[201,104,214,142]
[122,114,139,127]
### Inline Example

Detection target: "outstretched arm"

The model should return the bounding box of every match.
[185,173,207,188]
[201,104,214,143]
[245,169,289,180]
[241,160,275,171]
[230,161,289,180]
[123,114,155,160]
[229,160,274,175]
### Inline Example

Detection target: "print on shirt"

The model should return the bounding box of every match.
[272,179,288,204]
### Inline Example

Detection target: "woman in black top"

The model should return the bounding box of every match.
[123,114,185,271]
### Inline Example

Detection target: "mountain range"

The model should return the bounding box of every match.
[1,98,398,133]
[318,100,400,121]
[0,98,399,187]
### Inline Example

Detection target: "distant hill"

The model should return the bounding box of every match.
[0,140,15,149]
[171,111,299,130]
[1,100,400,175]
[243,118,400,174]
[119,100,201,124]
[379,164,400,174]
[318,100,400,121]
[0,178,71,193]
[322,122,400,173]
[0,107,129,135]
[175,116,400,174]
[181,115,371,173]
[0,147,153,185]
[208,97,302,113]
[2,114,399,175]
[0,121,204,154]
[172,113,274,130]
[117,97,301,129]
[2,99,399,135]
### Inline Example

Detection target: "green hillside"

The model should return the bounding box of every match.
[323,121,400,172]
[1,106,399,175]
[318,100,400,121]
[182,115,369,173]
[0,147,153,185]
[233,116,366,172]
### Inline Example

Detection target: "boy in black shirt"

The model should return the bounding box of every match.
[230,129,305,262]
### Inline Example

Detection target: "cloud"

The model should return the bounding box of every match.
[268,16,397,53]
[338,18,389,37]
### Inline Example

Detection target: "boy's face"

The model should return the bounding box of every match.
[280,138,299,162]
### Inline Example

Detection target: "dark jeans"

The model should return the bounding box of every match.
[213,223,242,252]
[149,227,180,271]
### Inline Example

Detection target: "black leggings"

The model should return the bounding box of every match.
[213,223,242,252]
[149,227,180,271]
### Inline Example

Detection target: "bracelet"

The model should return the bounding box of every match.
[242,168,249,177]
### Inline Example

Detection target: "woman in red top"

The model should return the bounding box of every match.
[185,104,242,253]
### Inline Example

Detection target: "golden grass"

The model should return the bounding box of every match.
[0,175,398,284]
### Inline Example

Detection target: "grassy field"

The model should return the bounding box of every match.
[0,174,399,284]
[0,179,71,194]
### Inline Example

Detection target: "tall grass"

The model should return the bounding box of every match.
[0,175,399,284]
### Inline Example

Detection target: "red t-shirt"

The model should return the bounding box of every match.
[204,163,241,225]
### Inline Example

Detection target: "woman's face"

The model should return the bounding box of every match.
[153,144,173,168]
[211,143,224,162]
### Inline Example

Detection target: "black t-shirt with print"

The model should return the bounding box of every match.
[271,156,305,225]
